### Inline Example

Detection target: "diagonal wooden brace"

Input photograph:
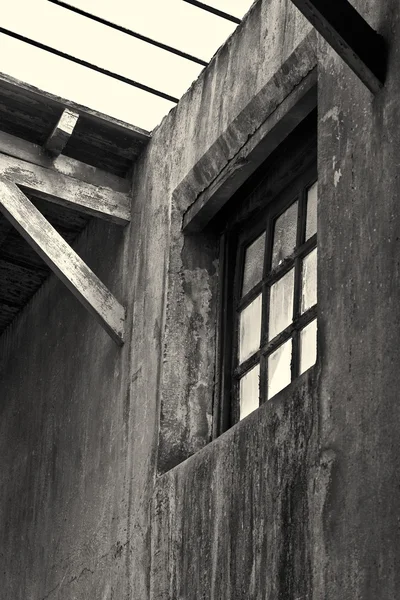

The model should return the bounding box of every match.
[289,0,386,93]
[0,177,125,345]
[0,152,130,224]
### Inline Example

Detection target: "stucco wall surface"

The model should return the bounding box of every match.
[315,0,400,598]
[0,1,313,599]
[3,0,400,597]
[152,372,318,600]
[156,0,313,471]
[151,1,400,599]
[0,221,137,599]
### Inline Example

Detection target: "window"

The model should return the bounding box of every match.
[235,177,317,421]
[216,115,317,429]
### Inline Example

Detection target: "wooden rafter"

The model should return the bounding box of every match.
[289,0,386,93]
[45,108,80,157]
[0,130,130,193]
[0,153,130,224]
[0,178,125,345]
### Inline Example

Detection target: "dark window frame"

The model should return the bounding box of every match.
[214,113,318,433]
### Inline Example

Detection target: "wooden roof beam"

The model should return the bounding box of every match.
[0,71,150,140]
[45,108,79,157]
[289,0,386,93]
[0,130,130,193]
[0,178,125,345]
[0,153,130,224]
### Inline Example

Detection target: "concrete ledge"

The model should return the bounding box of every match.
[180,31,317,232]
[151,369,319,599]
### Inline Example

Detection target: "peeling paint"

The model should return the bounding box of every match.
[334,169,342,187]
[322,106,340,123]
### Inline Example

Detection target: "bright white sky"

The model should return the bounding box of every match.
[0,0,254,131]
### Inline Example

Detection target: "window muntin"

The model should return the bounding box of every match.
[234,177,318,421]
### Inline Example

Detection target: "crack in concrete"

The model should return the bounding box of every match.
[37,539,130,600]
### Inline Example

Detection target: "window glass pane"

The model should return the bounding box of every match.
[239,294,262,363]
[242,232,265,297]
[239,363,260,419]
[301,248,317,313]
[306,181,318,240]
[300,319,317,374]
[268,269,294,341]
[267,339,292,399]
[271,201,298,269]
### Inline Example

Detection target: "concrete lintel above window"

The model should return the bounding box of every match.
[179,32,318,233]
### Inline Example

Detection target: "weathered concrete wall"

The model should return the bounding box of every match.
[157,0,313,472]
[3,0,400,597]
[16,0,400,598]
[152,371,318,600]
[151,1,400,598]
[315,1,400,597]
[0,220,138,599]
[0,1,314,598]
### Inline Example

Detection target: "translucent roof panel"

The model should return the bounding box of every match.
[66,0,239,62]
[0,36,176,131]
[0,0,256,131]
[193,0,255,19]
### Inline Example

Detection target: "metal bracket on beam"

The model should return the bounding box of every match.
[45,108,79,157]
[289,0,386,93]
[0,177,125,345]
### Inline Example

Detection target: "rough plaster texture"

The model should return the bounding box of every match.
[0,220,135,599]
[315,1,400,597]
[4,0,400,598]
[152,371,318,600]
[178,32,317,231]
[157,0,313,471]
[152,0,400,596]
[0,2,314,597]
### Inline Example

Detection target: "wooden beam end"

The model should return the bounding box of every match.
[45,108,80,157]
